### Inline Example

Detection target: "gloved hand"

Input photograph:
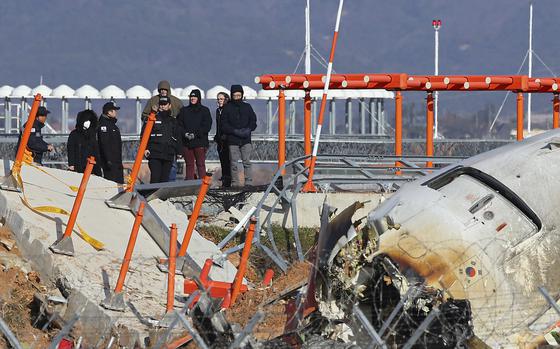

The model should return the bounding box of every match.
[239,128,251,138]
[232,129,243,137]
[233,128,251,138]
[184,132,195,140]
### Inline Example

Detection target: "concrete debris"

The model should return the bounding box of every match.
[0,238,14,251]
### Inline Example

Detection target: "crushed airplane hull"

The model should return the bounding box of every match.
[366,130,560,346]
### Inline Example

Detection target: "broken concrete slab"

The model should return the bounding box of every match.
[0,160,239,347]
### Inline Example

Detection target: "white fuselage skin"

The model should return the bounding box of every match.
[369,129,560,345]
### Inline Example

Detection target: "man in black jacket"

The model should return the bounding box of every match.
[98,102,124,183]
[221,85,257,187]
[177,89,212,180]
[67,109,102,175]
[18,106,54,165]
[214,92,231,187]
[144,96,183,183]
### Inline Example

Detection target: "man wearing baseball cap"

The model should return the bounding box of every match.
[143,96,183,183]
[17,106,54,165]
[98,102,124,183]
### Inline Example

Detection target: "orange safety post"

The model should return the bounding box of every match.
[262,269,274,286]
[426,92,434,168]
[302,0,344,193]
[395,91,403,173]
[553,93,559,129]
[12,94,42,174]
[127,111,156,192]
[200,258,213,284]
[304,90,312,167]
[278,89,286,175]
[166,223,178,313]
[221,290,232,309]
[517,92,524,141]
[177,173,212,258]
[50,156,96,256]
[230,217,257,304]
[63,156,96,239]
[114,202,145,293]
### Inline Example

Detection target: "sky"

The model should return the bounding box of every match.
[0,0,558,124]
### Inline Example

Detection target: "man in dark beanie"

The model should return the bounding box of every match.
[177,89,212,180]
[220,85,257,188]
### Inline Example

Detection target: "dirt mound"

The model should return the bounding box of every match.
[0,226,52,348]
[226,261,312,340]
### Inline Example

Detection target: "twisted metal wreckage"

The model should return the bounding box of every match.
[149,130,560,348]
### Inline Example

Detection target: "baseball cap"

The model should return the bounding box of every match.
[37,106,50,116]
[102,102,120,114]
[159,96,171,105]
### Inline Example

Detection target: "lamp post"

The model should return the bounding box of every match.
[527,3,533,133]
[432,19,441,139]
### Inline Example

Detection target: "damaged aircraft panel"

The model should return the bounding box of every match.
[314,131,560,348]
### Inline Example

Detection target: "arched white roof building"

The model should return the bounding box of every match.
[206,85,229,99]
[11,85,32,98]
[242,85,258,100]
[126,85,151,99]
[51,84,76,98]
[182,85,205,99]
[100,85,126,99]
[32,85,53,97]
[75,85,100,99]
[172,88,184,97]
[0,86,14,98]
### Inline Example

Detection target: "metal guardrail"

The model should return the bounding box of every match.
[215,153,463,271]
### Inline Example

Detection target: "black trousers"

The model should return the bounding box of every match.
[217,141,231,186]
[148,158,173,183]
[103,164,124,184]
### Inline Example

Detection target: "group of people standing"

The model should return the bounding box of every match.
[19,80,257,188]
[139,80,257,187]
[21,102,123,183]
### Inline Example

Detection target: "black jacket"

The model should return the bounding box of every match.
[221,100,257,146]
[67,110,102,175]
[97,114,123,170]
[177,90,212,149]
[143,110,183,161]
[19,120,49,164]
[214,106,227,143]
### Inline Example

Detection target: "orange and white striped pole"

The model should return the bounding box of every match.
[302,0,344,193]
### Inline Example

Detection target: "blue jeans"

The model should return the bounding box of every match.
[168,158,177,181]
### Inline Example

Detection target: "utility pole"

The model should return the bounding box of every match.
[527,2,533,133]
[432,19,441,139]
[305,0,311,74]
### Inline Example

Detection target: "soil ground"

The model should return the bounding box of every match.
[226,261,312,341]
[0,226,54,348]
